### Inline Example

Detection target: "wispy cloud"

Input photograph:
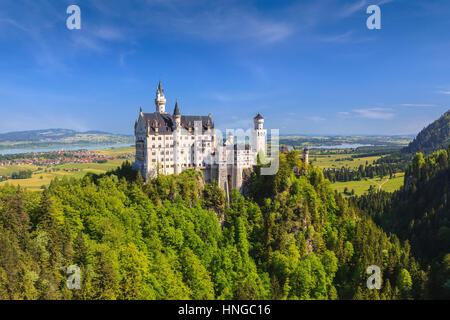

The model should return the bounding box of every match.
[400,104,437,107]
[338,0,368,18]
[438,90,450,95]
[92,26,126,41]
[0,17,31,33]
[0,0,390,68]
[154,4,294,45]
[306,116,326,122]
[337,0,394,18]
[353,108,395,119]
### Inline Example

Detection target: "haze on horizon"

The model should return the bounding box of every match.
[0,0,449,136]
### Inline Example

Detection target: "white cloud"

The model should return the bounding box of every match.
[438,90,450,95]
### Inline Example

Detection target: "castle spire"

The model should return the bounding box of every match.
[157,80,164,94]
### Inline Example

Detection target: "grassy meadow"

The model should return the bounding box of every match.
[311,153,382,169]
[331,173,405,196]
[0,145,405,195]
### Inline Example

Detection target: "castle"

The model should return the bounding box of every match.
[132,82,267,194]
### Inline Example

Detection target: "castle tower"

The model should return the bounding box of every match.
[155,80,167,113]
[252,113,267,156]
[303,148,309,164]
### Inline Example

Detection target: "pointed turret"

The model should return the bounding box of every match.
[174,99,181,129]
[173,99,180,116]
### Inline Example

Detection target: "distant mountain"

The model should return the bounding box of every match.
[0,129,134,150]
[403,110,450,154]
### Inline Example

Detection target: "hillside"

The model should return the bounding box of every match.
[403,110,450,154]
[353,147,450,298]
[0,154,429,300]
[0,129,134,150]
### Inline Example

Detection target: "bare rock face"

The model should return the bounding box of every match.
[240,167,254,193]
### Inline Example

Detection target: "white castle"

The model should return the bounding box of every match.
[132,81,267,193]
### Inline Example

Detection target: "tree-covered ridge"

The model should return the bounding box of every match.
[353,146,450,298]
[0,154,428,299]
[403,110,450,155]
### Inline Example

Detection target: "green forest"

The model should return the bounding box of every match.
[1,146,448,300]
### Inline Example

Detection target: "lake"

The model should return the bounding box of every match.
[0,144,133,155]
[308,144,374,149]
[288,144,374,151]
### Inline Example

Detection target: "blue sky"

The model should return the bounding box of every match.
[0,0,449,135]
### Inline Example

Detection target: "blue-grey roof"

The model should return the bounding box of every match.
[142,112,213,133]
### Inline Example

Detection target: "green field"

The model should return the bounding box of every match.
[331,173,405,196]
[0,164,36,176]
[93,146,135,156]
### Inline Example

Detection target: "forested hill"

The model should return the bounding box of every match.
[403,110,450,154]
[0,129,133,150]
[353,146,450,299]
[0,152,428,299]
